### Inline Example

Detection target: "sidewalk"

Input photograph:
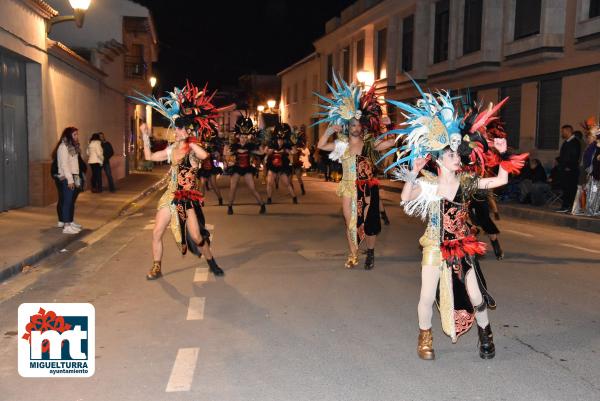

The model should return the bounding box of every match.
[377,179,600,234]
[0,166,169,282]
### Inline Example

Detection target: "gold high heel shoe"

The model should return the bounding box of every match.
[146,261,162,280]
[417,328,435,360]
[344,253,358,269]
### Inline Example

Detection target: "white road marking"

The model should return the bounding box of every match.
[559,243,600,254]
[186,297,206,320]
[503,229,534,238]
[193,267,215,283]
[81,217,128,246]
[165,348,199,392]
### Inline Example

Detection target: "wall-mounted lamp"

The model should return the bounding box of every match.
[149,76,157,88]
[267,99,276,110]
[47,0,92,34]
[356,70,374,87]
[257,105,265,112]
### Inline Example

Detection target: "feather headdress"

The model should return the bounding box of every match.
[312,71,362,129]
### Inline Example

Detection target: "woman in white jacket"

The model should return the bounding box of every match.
[87,132,104,192]
[51,127,82,234]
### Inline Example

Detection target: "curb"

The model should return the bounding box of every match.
[499,204,600,234]
[0,175,168,283]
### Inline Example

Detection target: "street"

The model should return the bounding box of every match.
[1,176,599,401]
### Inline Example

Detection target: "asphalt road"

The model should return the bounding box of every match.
[1,176,599,401]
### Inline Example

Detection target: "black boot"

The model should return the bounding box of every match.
[218,197,223,206]
[477,324,496,359]
[301,184,306,195]
[227,205,233,215]
[491,238,504,260]
[364,249,375,270]
[267,197,272,205]
[207,257,224,276]
[293,196,298,204]
[259,203,266,214]
[380,211,390,226]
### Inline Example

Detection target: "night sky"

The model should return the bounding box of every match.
[135,0,354,91]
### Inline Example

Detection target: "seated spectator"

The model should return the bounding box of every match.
[519,158,551,206]
[548,157,561,190]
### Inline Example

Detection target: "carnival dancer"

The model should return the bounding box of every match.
[316,74,395,269]
[197,128,224,205]
[385,83,528,360]
[266,123,298,204]
[133,81,225,279]
[225,115,267,215]
[291,125,307,195]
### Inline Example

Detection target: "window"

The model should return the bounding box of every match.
[591,0,600,18]
[433,0,450,63]
[356,38,365,71]
[342,46,350,82]
[402,15,414,72]
[463,0,482,55]
[500,85,522,148]
[326,54,333,91]
[293,82,298,103]
[514,0,541,40]
[537,78,562,150]
[376,28,387,79]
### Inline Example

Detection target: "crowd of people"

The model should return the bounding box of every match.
[516,120,600,217]
[51,128,116,234]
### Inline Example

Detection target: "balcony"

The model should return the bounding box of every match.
[125,56,147,80]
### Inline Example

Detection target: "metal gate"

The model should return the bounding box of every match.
[0,48,28,211]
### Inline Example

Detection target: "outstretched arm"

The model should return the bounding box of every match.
[400,157,428,202]
[189,142,209,160]
[478,138,509,190]
[317,125,341,151]
[374,136,396,152]
[140,123,168,162]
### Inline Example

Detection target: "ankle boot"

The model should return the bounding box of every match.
[364,248,375,270]
[146,261,162,280]
[301,184,306,195]
[380,211,390,226]
[477,324,496,359]
[417,328,435,360]
[227,205,234,215]
[293,196,298,204]
[259,203,266,214]
[267,197,272,205]
[491,239,504,260]
[207,258,224,276]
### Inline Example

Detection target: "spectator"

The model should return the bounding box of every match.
[519,158,550,206]
[51,127,83,234]
[556,125,581,212]
[99,132,116,192]
[87,133,104,193]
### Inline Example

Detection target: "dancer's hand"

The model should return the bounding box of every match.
[326,124,342,136]
[493,137,507,154]
[412,156,429,173]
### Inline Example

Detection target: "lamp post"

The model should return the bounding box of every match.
[47,0,92,34]
[266,99,276,112]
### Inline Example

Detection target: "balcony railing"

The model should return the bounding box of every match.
[125,56,147,80]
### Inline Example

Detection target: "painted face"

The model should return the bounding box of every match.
[175,126,189,142]
[449,133,462,152]
[440,149,461,172]
[348,118,362,137]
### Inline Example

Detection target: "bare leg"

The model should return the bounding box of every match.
[465,269,489,328]
[365,234,376,249]
[266,170,275,198]
[279,174,296,198]
[244,173,264,204]
[418,265,441,330]
[210,175,222,200]
[152,207,171,262]
[228,173,241,206]
[185,208,214,260]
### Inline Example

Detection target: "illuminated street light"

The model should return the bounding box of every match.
[47,0,92,33]
[149,76,157,88]
[257,105,265,112]
[356,70,374,87]
[267,99,276,110]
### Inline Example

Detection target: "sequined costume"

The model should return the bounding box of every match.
[228,142,259,176]
[266,144,292,175]
[158,145,210,255]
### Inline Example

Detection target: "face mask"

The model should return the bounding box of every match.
[449,134,462,152]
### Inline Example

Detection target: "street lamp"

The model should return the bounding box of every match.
[257,105,265,112]
[356,70,374,88]
[149,76,157,88]
[267,99,276,110]
[46,0,92,34]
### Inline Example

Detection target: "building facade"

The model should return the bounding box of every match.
[0,0,157,210]
[280,0,600,162]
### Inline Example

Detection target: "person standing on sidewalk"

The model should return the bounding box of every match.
[132,81,225,279]
[87,133,104,193]
[99,132,116,192]
[557,125,581,212]
[52,127,83,234]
